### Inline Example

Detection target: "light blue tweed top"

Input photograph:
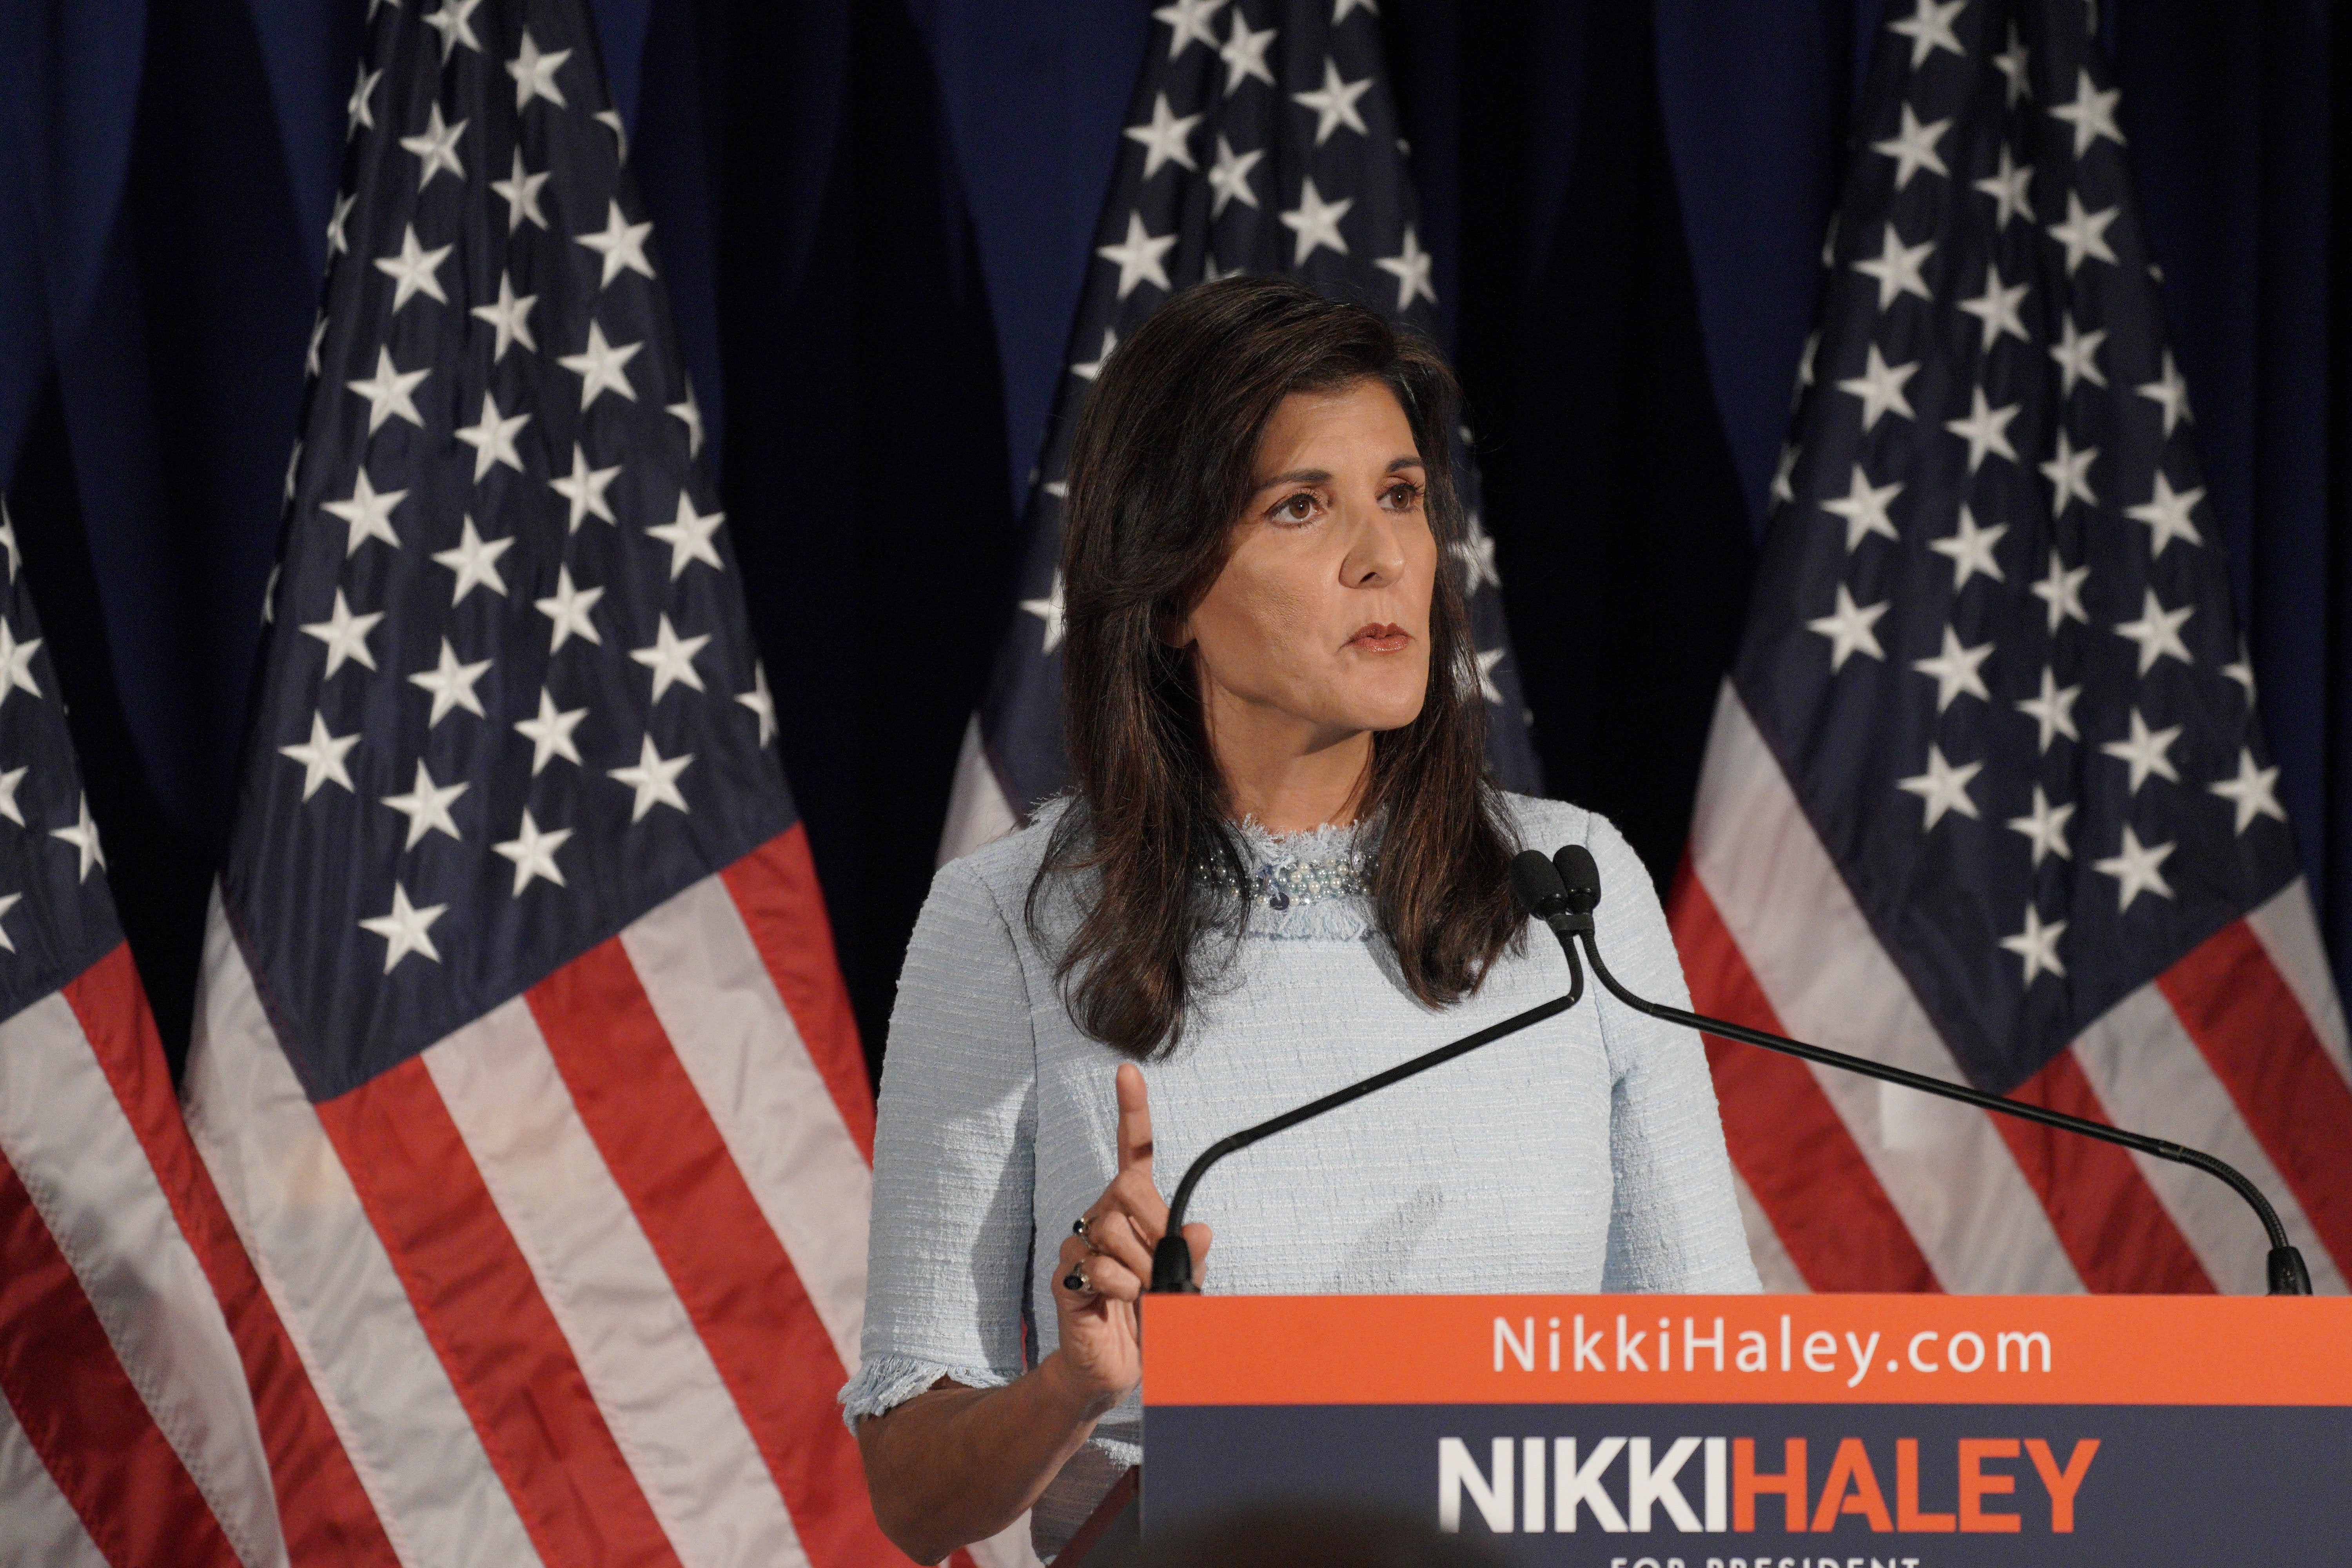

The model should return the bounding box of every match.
[844,793,1757,1553]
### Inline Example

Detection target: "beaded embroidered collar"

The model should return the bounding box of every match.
[1193,849,1376,911]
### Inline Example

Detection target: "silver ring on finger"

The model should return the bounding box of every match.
[1063,1257,1093,1295]
[1073,1214,1106,1254]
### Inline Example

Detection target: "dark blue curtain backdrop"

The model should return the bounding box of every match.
[0,0,2341,1070]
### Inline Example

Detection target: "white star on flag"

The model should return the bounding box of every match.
[422,0,483,59]
[2048,314,2109,395]
[301,588,384,676]
[348,64,381,134]
[1871,102,1951,189]
[360,884,447,972]
[610,735,693,820]
[1217,11,1276,94]
[559,322,642,409]
[2030,550,2091,634]
[1207,136,1263,216]
[1999,906,2067,985]
[492,149,551,232]
[2015,666,2082,753]
[454,391,531,482]
[408,638,492,727]
[2138,350,2193,436]
[1911,624,1994,711]
[535,565,604,651]
[2113,586,2194,674]
[1836,343,1918,430]
[1151,0,1226,59]
[1470,647,1507,706]
[345,348,429,433]
[1992,22,2031,104]
[1972,145,2034,229]
[1022,572,1067,654]
[1821,463,1902,550]
[381,760,468,848]
[1806,583,1889,671]
[2100,707,2183,794]
[1957,261,2030,350]
[430,517,513,604]
[0,891,20,952]
[1124,93,1202,179]
[1097,211,1178,299]
[470,273,537,361]
[1896,743,1982,829]
[647,494,725,578]
[1291,57,1372,145]
[631,614,711,701]
[2007,785,2076,868]
[2048,191,2120,275]
[2209,748,2287,834]
[1927,506,2007,589]
[550,443,621,531]
[2038,428,2099,514]
[1376,225,1437,310]
[399,102,467,189]
[1943,386,2021,472]
[1885,0,1965,68]
[2094,824,2176,912]
[1853,222,1935,309]
[1071,328,1119,382]
[323,470,405,556]
[514,688,588,774]
[1279,178,1354,264]
[494,808,573,896]
[2125,472,2205,558]
[2049,67,2126,158]
[0,764,25,826]
[738,664,777,746]
[279,713,361,800]
[507,28,570,110]
[669,382,706,456]
[374,224,452,312]
[51,795,105,882]
[576,199,656,288]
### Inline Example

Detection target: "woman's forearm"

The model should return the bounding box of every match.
[855,1353,1117,1563]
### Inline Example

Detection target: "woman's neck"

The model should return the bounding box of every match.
[1209,717,1375,836]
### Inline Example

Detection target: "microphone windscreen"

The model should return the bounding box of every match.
[1553,844,1602,913]
[1509,849,1570,920]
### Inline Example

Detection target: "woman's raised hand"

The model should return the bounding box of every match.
[1046,1063,1212,1413]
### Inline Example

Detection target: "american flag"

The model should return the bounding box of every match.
[179,3,918,1564]
[0,497,387,1566]
[938,0,1541,862]
[1673,0,2352,1294]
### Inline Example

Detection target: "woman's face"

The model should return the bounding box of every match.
[1179,378,1439,754]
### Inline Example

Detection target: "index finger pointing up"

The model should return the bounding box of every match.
[1114,1062,1154,1176]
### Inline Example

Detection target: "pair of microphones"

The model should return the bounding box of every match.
[1145,842,2313,1296]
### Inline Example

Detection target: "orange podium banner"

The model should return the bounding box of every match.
[1141,1294,2352,1565]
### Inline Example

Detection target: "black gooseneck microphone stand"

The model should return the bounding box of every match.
[1536,842,2313,1297]
[1146,855,1590,1292]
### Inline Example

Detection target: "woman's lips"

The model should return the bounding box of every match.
[1346,622,1411,653]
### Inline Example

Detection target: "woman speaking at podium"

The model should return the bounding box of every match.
[843,276,1758,1562]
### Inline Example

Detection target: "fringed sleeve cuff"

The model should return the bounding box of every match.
[837,1353,1017,1433]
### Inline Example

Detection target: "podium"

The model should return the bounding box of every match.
[1138,1293,2352,1564]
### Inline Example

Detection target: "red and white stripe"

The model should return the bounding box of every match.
[1,944,392,1567]
[1674,681,2352,1296]
[939,717,1022,867]
[185,825,985,1567]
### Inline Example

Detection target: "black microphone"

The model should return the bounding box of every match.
[1146,851,1592,1292]
[1545,842,2314,1297]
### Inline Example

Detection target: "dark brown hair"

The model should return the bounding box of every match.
[1028,275,1521,1060]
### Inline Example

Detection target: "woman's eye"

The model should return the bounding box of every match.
[1273,493,1318,523]
[1384,484,1422,510]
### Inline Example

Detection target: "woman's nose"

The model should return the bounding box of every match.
[1341,502,1408,587]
